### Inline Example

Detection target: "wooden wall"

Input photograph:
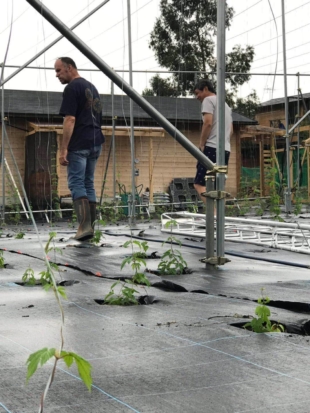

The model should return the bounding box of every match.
[0,124,26,205]
[1,124,240,208]
[90,129,238,200]
[256,109,285,127]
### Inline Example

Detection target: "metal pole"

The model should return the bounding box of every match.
[1,85,5,221]
[4,64,310,77]
[26,0,214,171]
[205,176,215,269]
[0,0,110,87]
[127,0,136,226]
[111,81,116,200]
[215,0,226,261]
[282,0,292,213]
[296,72,300,189]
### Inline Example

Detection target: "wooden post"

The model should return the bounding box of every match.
[149,137,154,203]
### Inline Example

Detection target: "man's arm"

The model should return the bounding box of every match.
[60,115,75,166]
[199,113,213,151]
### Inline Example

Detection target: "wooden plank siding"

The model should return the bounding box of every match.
[0,125,26,204]
[256,109,285,127]
[1,124,240,207]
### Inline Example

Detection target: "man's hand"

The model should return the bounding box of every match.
[59,149,69,166]
[199,145,205,152]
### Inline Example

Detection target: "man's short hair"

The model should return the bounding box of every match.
[194,79,216,94]
[58,57,77,69]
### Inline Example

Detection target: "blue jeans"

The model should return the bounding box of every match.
[67,145,102,202]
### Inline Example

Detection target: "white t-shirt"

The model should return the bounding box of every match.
[201,95,232,152]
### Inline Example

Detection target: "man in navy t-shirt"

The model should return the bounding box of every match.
[55,57,105,240]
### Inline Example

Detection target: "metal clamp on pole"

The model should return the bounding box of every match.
[201,190,230,200]
[206,164,228,175]
[200,256,231,266]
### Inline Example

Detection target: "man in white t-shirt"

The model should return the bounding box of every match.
[193,79,232,202]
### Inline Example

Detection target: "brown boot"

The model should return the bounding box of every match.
[89,202,97,229]
[73,198,94,241]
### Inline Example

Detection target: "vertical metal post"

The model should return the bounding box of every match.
[282,0,292,213]
[127,0,136,226]
[215,0,226,259]
[111,80,116,200]
[205,176,215,268]
[296,72,300,189]
[1,85,5,221]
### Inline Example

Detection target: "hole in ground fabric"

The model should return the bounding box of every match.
[15,280,80,287]
[146,267,192,276]
[268,300,310,314]
[152,280,188,292]
[94,295,157,306]
[231,320,310,336]
[123,252,161,259]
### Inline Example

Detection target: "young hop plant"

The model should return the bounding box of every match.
[158,220,188,275]
[244,289,284,333]
[23,231,92,411]
[104,239,150,306]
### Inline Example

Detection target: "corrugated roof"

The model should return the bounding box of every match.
[260,92,310,107]
[0,89,257,124]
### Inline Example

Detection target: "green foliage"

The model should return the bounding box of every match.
[104,280,139,306]
[233,90,260,120]
[21,233,66,298]
[158,220,188,275]
[104,239,151,306]
[143,74,179,97]
[26,348,92,391]
[90,219,106,245]
[22,267,36,285]
[0,250,5,269]
[99,202,125,223]
[26,348,56,382]
[15,231,25,239]
[145,0,254,100]
[244,290,284,333]
[122,240,151,286]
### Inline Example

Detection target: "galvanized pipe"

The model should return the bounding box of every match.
[1,0,110,87]
[127,0,136,226]
[3,64,309,77]
[215,0,226,260]
[26,0,214,171]
[282,0,292,213]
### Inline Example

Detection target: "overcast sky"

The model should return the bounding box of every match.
[1,0,310,103]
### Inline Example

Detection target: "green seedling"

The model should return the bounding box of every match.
[158,220,188,275]
[90,219,106,245]
[122,240,150,286]
[25,231,92,409]
[104,280,139,306]
[244,289,284,333]
[0,250,5,269]
[15,232,25,239]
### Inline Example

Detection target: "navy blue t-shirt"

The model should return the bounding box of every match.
[59,77,105,151]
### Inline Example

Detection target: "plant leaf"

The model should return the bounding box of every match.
[26,348,56,382]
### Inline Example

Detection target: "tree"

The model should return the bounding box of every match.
[142,74,180,97]
[146,0,254,100]
[233,90,260,120]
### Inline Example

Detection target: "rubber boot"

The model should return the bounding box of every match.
[73,198,94,241]
[89,202,97,229]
